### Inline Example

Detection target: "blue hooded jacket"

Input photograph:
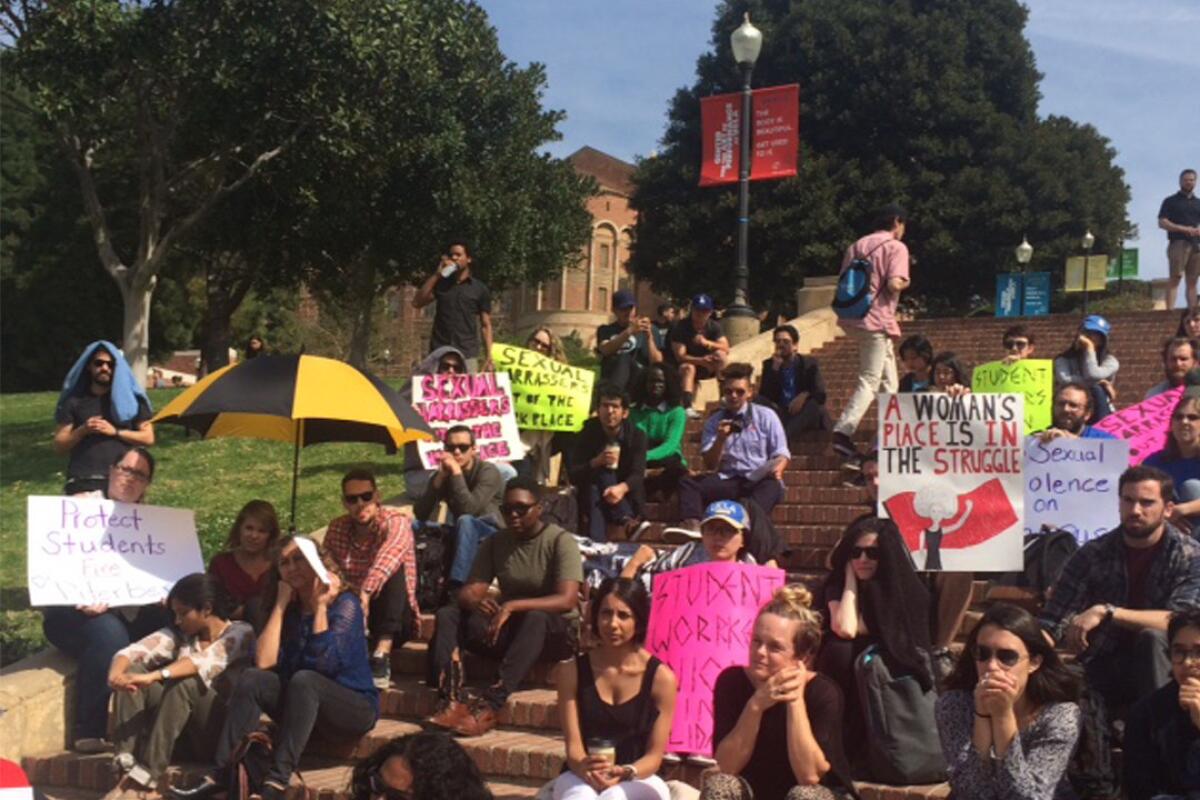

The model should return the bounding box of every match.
[56,341,153,426]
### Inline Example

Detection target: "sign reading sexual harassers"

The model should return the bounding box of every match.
[1093,385,1183,464]
[27,496,204,606]
[878,393,1025,571]
[646,561,785,756]
[411,372,525,467]
[491,343,595,432]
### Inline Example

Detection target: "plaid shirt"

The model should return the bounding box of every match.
[1039,525,1200,662]
[324,507,419,615]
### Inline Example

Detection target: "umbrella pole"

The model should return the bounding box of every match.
[290,419,303,535]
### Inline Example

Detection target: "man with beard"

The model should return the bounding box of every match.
[1039,465,1200,711]
[1145,336,1198,398]
[1036,382,1117,442]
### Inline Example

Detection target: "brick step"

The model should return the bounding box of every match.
[390,641,560,687]
[377,677,560,731]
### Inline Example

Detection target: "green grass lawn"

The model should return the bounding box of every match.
[0,388,410,600]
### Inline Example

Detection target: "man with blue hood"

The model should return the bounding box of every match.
[54,341,155,495]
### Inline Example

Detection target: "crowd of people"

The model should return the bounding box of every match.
[42,214,1200,800]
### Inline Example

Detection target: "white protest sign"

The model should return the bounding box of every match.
[27,496,204,607]
[878,392,1025,571]
[411,372,526,469]
[1023,436,1127,545]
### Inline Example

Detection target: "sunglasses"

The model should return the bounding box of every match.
[1003,339,1030,350]
[500,502,535,518]
[343,490,375,505]
[531,339,552,352]
[1174,413,1200,423]
[444,442,472,454]
[439,360,465,373]
[849,545,880,560]
[369,772,411,800]
[1170,645,1200,664]
[973,645,1025,668]
[113,464,151,482]
[91,359,115,369]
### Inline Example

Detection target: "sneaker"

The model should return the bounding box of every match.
[686,408,702,419]
[661,752,682,765]
[831,431,858,458]
[662,520,701,543]
[74,737,113,754]
[453,701,499,737]
[627,519,652,541]
[840,453,864,473]
[841,473,866,489]
[369,654,391,688]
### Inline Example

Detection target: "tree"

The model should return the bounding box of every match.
[630,0,1131,311]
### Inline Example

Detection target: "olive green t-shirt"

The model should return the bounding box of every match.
[468,522,584,620]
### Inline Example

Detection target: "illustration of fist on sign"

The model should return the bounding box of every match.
[878,393,1024,571]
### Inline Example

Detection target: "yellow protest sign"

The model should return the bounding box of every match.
[970,358,1053,434]
[491,343,595,432]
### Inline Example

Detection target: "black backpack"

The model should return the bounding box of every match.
[993,528,1079,597]
[414,525,456,611]
[855,645,947,785]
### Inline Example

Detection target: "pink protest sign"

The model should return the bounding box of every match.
[1093,386,1183,464]
[645,561,785,756]
[410,372,525,467]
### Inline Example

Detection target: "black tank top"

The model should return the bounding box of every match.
[576,652,662,765]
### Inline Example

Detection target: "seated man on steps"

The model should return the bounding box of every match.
[323,468,419,689]
[668,362,789,539]
[412,424,504,595]
[427,477,583,737]
[757,324,830,443]
[668,293,729,417]
[569,382,649,542]
[1036,382,1117,442]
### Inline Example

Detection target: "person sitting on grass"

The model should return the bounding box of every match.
[348,732,492,800]
[426,477,583,737]
[169,537,378,800]
[553,578,678,800]
[897,335,933,392]
[630,364,688,501]
[103,574,255,800]
[207,500,280,623]
[701,585,856,800]
[621,500,758,591]
[570,383,649,542]
[936,603,1082,800]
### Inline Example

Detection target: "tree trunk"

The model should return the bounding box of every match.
[346,260,378,369]
[120,278,154,386]
[201,286,235,373]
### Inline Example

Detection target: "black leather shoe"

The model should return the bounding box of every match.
[167,778,224,800]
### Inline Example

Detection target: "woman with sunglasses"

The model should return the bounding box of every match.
[426,477,583,737]
[170,537,378,800]
[207,500,281,623]
[519,328,568,484]
[1144,388,1200,535]
[936,603,1082,800]
[816,516,933,765]
[349,732,491,800]
[553,578,677,800]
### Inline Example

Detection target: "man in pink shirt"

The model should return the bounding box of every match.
[832,204,912,460]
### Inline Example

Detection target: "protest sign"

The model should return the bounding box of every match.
[878,393,1024,571]
[491,343,595,432]
[1024,437,1127,544]
[411,372,525,467]
[971,359,1053,434]
[646,562,785,756]
[27,496,204,607]
[1093,386,1182,464]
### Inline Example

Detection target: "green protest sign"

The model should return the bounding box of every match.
[491,343,595,432]
[970,358,1053,434]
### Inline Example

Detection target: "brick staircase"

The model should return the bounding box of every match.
[23,310,1180,800]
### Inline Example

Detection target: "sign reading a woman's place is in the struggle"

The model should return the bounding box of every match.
[877,392,1025,572]
[27,496,204,607]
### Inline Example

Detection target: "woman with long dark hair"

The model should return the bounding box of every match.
[207,500,280,622]
[1053,315,1119,421]
[936,603,1082,800]
[554,578,677,800]
[630,364,687,499]
[1178,308,1200,340]
[349,732,491,800]
[816,516,932,762]
[930,352,970,396]
[1144,388,1200,534]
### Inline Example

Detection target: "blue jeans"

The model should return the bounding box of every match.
[588,469,634,542]
[448,515,500,584]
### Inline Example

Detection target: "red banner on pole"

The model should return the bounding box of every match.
[699,83,799,187]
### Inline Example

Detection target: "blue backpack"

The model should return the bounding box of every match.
[832,240,889,319]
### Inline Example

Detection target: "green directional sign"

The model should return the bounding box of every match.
[1107,248,1138,280]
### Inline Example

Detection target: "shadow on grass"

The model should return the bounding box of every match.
[0,420,63,485]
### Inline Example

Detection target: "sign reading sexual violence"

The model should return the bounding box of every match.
[491,343,595,432]
[27,496,204,607]
[878,393,1024,571]
[1093,386,1182,464]
[699,84,799,186]
[1023,437,1127,545]
[646,562,785,756]
[411,372,525,467]
[971,359,1053,434]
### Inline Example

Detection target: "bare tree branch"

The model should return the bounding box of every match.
[60,126,129,286]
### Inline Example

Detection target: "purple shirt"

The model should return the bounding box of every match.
[701,402,790,480]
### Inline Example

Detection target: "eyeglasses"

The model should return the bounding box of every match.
[500,502,535,518]
[91,359,115,369]
[1174,413,1200,423]
[343,490,375,505]
[849,546,880,560]
[113,464,150,482]
[973,645,1026,668]
[1170,645,1200,664]
[444,442,472,454]
[1003,339,1030,351]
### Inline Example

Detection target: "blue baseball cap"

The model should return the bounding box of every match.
[701,500,749,532]
[1081,314,1111,338]
[691,293,715,311]
[613,289,636,310]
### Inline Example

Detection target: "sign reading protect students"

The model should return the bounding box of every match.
[491,343,595,432]
[27,496,204,607]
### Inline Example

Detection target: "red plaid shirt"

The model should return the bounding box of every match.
[323,507,419,615]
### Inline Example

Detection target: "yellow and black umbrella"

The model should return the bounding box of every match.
[152,354,434,527]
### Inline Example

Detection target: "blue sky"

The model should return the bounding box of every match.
[478,0,1199,281]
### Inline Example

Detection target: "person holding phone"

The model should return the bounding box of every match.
[413,241,494,370]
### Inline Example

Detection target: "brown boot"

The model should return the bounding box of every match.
[453,701,498,737]
[426,699,473,731]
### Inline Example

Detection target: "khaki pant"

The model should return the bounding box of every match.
[1168,239,1200,279]
[834,327,898,437]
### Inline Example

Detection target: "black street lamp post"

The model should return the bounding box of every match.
[723,13,763,344]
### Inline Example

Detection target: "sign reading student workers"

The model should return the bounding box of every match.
[27,496,204,607]
[1093,386,1183,464]
[646,561,785,756]
[878,393,1024,571]
[411,372,525,467]
[1024,437,1128,545]
[971,359,1053,434]
[491,343,595,432]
